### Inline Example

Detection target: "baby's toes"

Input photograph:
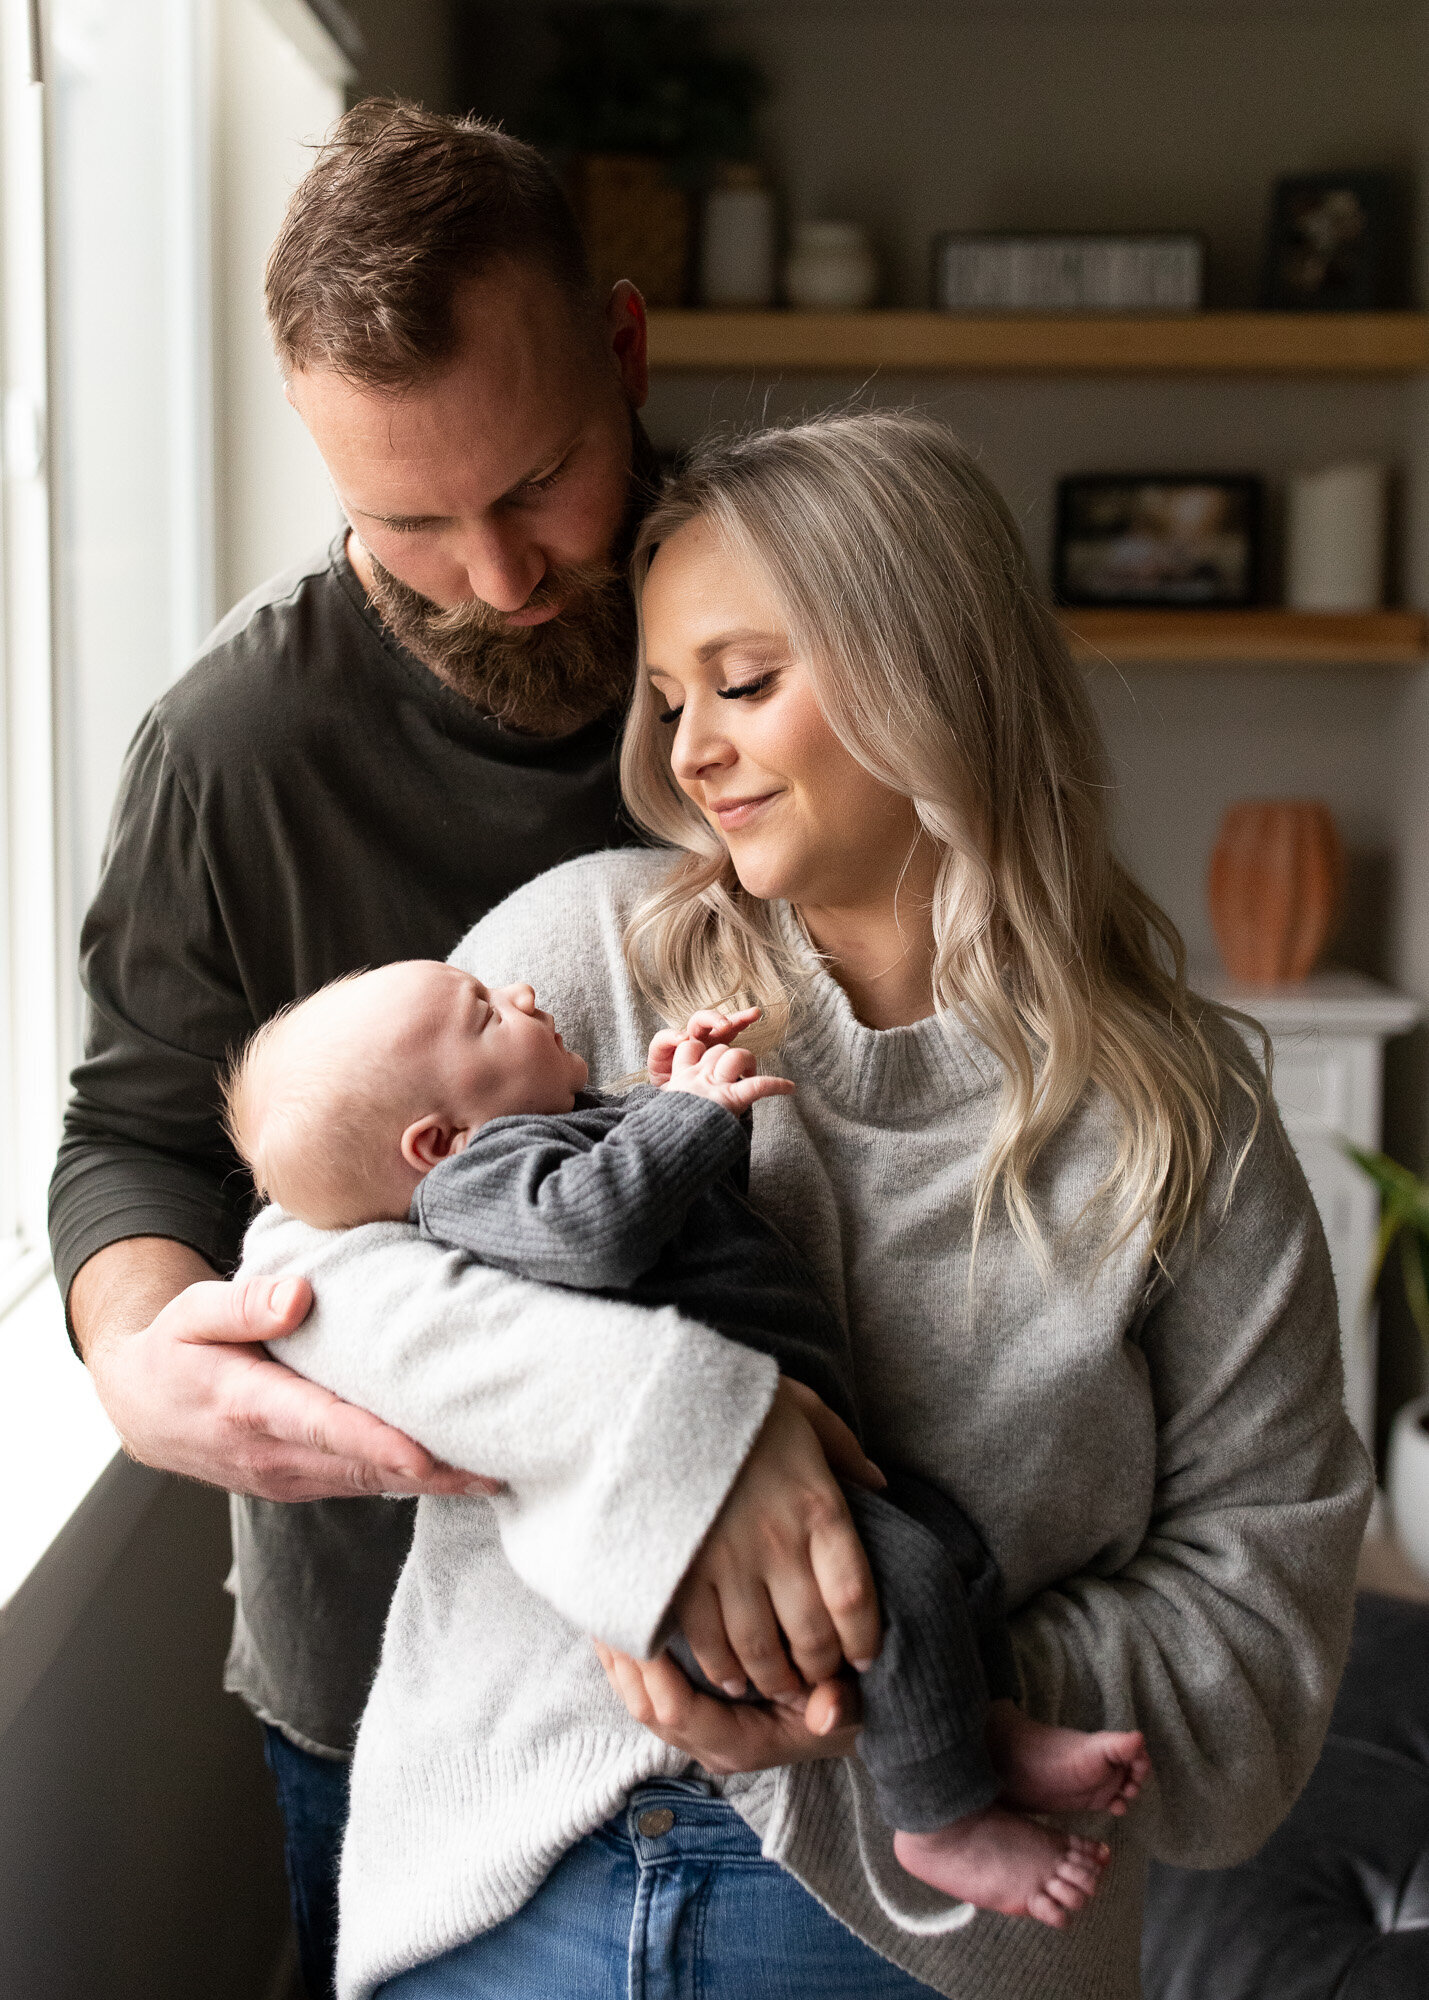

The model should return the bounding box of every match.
[1054,1852,1104,1900]
[1048,1869,1096,1913]
[1025,1889,1072,1931]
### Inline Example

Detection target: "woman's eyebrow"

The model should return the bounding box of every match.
[695,629,784,665]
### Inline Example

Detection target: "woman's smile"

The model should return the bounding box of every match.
[705,788,783,832]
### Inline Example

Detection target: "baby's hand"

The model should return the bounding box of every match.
[665,1036,795,1117]
[647,1006,762,1088]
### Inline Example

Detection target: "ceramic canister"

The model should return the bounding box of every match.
[784,221,879,310]
[701,165,777,308]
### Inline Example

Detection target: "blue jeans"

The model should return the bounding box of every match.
[376,1778,942,1999]
[262,1723,351,2000]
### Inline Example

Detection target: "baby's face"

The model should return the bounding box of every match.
[391,961,590,1131]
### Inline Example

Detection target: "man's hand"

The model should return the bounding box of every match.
[592,1640,861,1774]
[647,1006,761,1087]
[671,1378,884,1699]
[72,1237,493,1502]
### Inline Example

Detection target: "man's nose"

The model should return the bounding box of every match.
[452,524,546,615]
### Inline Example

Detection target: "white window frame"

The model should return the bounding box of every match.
[0,0,352,1725]
[0,0,61,1318]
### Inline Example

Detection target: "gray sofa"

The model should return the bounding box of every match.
[1142,1591,1429,1998]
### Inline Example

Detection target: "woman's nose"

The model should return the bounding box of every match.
[669,704,737,787]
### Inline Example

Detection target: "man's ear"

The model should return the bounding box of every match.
[401,1116,465,1172]
[605,281,649,410]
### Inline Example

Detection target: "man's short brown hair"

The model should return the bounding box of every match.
[265,99,593,389]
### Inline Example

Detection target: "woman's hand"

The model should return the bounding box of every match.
[593,1641,862,1774]
[671,1377,886,1699]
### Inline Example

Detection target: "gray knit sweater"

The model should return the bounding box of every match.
[240,847,1371,2000]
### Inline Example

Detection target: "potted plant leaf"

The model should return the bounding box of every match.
[527,2,768,307]
[1347,1143,1429,1575]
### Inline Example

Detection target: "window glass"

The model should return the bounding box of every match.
[49,0,213,931]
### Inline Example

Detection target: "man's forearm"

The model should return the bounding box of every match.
[69,1236,217,1360]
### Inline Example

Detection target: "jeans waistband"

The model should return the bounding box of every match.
[604,1780,766,1866]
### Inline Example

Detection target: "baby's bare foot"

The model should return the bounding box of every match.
[893,1808,1108,1929]
[987,1699,1151,1817]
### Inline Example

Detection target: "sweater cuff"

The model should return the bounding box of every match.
[498,1314,780,1660]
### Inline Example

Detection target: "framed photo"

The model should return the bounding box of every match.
[1053,475,1263,609]
[1261,171,1408,311]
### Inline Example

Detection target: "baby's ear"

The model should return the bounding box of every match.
[400,1116,464,1172]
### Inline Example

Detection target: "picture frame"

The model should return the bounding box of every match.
[1053,474,1264,609]
[1261,171,1409,312]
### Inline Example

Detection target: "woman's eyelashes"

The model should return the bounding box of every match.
[655,671,778,727]
[716,671,778,704]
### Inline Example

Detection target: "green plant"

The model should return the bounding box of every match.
[526,3,769,177]
[1347,1143,1429,1347]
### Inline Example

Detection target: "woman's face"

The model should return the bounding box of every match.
[640,517,924,911]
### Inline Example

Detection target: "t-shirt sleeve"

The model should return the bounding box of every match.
[47,711,258,1301]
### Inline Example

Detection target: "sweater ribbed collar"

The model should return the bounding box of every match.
[773,903,1000,1118]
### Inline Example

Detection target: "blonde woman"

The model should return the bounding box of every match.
[242,412,1371,2000]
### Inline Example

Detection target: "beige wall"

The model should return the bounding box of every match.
[343,0,455,110]
[722,0,1418,309]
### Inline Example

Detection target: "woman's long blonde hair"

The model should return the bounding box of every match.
[620,412,1262,1269]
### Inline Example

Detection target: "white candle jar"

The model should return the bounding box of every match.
[784,221,879,311]
[701,166,777,308]
[1285,462,1389,612]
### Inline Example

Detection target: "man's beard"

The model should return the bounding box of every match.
[364,551,637,736]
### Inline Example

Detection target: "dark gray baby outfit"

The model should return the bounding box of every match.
[412,1083,1018,1833]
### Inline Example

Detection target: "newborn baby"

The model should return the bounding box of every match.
[224,958,1150,1928]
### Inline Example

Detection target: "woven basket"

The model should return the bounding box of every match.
[568,154,691,307]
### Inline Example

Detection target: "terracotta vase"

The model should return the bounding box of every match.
[567,154,690,307]
[1208,799,1345,986]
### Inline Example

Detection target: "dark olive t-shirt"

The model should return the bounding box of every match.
[49,536,641,1751]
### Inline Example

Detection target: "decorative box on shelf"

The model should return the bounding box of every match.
[1196,968,1422,1452]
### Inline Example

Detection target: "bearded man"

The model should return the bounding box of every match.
[51,100,659,1995]
[52,101,878,2000]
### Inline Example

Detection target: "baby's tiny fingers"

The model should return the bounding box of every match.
[721,1080,779,1114]
[696,1044,753,1082]
[722,1077,795,1115]
[686,1006,760,1045]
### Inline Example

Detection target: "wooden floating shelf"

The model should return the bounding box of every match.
[646,310,1429,376]
[1061,608,1429,665]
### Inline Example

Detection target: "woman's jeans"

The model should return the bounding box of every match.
[377,1778,942,2000]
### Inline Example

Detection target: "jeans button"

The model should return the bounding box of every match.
[637,1806,675,1838]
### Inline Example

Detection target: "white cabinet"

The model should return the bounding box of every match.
[1197,970,1421,1451]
